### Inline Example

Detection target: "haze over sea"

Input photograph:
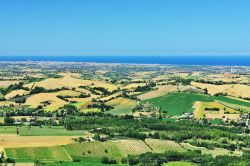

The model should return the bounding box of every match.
[0,56,250,66]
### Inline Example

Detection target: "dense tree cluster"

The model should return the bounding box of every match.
[123,150,250,166]
[62,113,250,146]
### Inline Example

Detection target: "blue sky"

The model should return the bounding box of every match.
[0,0,250,56]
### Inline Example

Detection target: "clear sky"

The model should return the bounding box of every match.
[0,0,250,56]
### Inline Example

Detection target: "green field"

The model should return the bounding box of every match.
[106,98,137,115]
[72,102,85,109]
[146,92,213,116]
[65,142,124,161]
[145,139,184,153]
[5,146,72,161]
[107,108,133,115]
[214,96,250,107]
[0,126,85,136]
[6,139,166,164]
[64,139,182,161]
[214,96,250,112]
[146,92,250,116]
[210,118,223,125]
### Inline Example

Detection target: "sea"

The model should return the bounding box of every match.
[0,55,250,66]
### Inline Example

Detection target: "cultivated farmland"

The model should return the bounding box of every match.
[106,97,137,115]
[146,92,213,116]
[5,89,29,99]
[145,139,184,153]
[5,146,72,161]
[0,80,19,88]
[0,134,77,148]
[25,93,67,111]
[138,84,178,100]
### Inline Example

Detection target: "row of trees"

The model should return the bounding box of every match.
[121,150,250,166]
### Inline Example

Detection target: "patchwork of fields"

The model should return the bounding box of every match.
[146,92,250,116]
[1,63,250,165]
[4,139,184,162]
[191,81,250,98]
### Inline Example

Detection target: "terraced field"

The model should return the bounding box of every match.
[5,146,72,161]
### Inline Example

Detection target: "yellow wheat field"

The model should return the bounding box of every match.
[24,72,118,92]
[138,84,178,100]
[55,90,81,97]
[191,82,250,98]
[193,101,240,121]
[0,80,19,88]
[0,134,77,148]
[5,89,29,99]
[25,93,67,111]
[122,83,146,90]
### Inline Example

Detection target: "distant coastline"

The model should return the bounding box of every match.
[0,55,250,66]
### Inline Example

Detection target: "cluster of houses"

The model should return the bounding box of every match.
[179,112,250,127]
[239,114,250,127]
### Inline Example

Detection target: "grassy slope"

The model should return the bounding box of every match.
[214,96,250,107]
[64,140,151,161]
[146,92,213,116]
[214,96,250,112]
[5,146,72,161]
[106,97,137,115]
[145,139,184,153]
[146,92,250,116]
[65,142,123,160]
[5,139,154,163]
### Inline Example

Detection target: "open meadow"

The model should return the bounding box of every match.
[146,92,213,116]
